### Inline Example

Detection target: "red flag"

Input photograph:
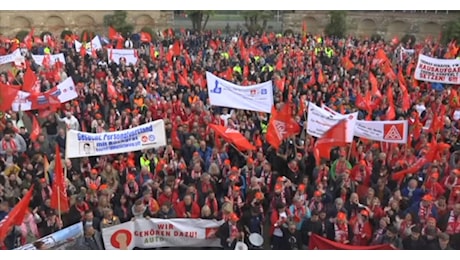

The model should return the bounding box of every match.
[50,145,69,213]
[30,114,41,142]
[209,124,255,151]
[107,78,117,99]
[385,84,396,120]
[22,68,37,92]
[0,83,20,112]
[172,41,181,56]
[0,185,34,242]
[108,26,118,40]
[140,32,152,43]
[171,123,181,150]
[314,119,347,162]
[266,105,301,149]
[308,234,393,250]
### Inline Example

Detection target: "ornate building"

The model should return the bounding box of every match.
[0,11,174,36]
[283,11,459,39]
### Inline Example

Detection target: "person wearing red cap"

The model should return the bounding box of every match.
[327,211,352,244]
[351,209,373,246]
[443,169,460,209]
[404,194,439,225]
[216,212,244,250]
[123,174,139,201]
[308,190,325,213]
[424,169,446,200]
[85,169,102,190]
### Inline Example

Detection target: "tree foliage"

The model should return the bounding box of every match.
[15,30,29,41]
[441,18,460,44]
[324,11,347,38]
[241,11,275,34]
[186,11,214,32]
[103,10,134,37]
[61,29,73,39]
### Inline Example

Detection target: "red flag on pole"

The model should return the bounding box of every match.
[0,185,34,243]
[50,145,69,213]
[30,114,41,142]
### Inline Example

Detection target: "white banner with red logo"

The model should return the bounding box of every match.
[107,49,138,65]
[102,218,224,250]
[11,77,78,111]
[317,104,408,144]
[414,54,460,84]
[65,120,167,158]
[32,53,66,66]
[307,102,357,142]
[206,71,274,113]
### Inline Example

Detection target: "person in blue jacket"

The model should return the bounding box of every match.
[404,194,438,225]
[401,178,425,206]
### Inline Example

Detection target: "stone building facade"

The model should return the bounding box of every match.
[0,10,174,36]
[283,11,459,39]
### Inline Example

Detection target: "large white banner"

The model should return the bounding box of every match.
[74,36,103,52]
[11,77,78,111]
[107,49,138,65]
[102,218,224,250]
[307,102,357,143]
[318,104,408,144]
[32,53,66,66]
[66,120,167,158]
[206,71,274,113]
[0,49,22,65]
[414,54,460,84]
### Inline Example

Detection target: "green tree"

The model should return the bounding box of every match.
[324,11,347,38]
[103,10,134,37]
[186,11,214,32]
[15,30,29,41]
[61,29,73,39]
[241,11,275,34]
[441,18,460,44]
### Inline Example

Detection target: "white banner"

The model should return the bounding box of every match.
[66,120,167,158]
[102,218,224,250]
[354,120,408,143]
[318,104,408,144]
[11,77,78,111]
[32,53,66,66]
[306,102,357,142]
[414,54,460,84]
[107,49,138,65]
[74,36,103,52]
[206,71,274,113]
[0,49,22,65]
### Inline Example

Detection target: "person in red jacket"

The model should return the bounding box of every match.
[424,172,446,200]
[175,194,201,218]
[351,209,373,246]
[157,186,179,208]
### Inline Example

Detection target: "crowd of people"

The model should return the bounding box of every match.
[0,26,459,250]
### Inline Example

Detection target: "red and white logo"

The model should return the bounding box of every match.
[383,124,403,140]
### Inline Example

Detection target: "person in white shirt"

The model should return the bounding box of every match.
[414,99,426,117]
[55,112,80,131]
[220,108,233,127]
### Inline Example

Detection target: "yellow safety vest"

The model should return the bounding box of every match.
[140,156,151,172]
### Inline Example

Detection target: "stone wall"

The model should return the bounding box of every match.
[283,11,459,40]
[0,11,174,36]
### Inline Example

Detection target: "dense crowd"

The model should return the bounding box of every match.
[0,28,459,250]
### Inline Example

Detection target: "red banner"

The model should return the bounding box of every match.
[308,234,394,250]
